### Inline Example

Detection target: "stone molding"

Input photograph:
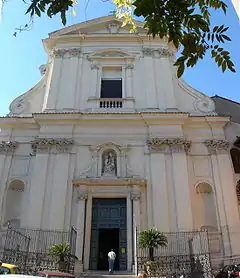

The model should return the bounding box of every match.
[51,48,82,58]
[204,139,230,154]
[73,177,147,187]
[147,137,191,153]
[142,48,175,57]
[0,141,18,154]
[31,137,74,154]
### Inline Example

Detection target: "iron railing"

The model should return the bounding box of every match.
[136,230,213,278]
[0,226,77,274]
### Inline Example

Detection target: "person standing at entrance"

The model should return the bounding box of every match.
[108,249,116,274]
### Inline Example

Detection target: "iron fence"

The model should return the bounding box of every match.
[136,230,213,278]
[0,226,77,274]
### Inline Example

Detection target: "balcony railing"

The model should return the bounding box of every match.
[87,97,135,111]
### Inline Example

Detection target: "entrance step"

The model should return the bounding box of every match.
[80,271,135,278]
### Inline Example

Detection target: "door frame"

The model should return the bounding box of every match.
[84,191,133,272]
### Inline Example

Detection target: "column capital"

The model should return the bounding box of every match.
[77,187,88,201]
[204,139,230,154]
[30,137,74,154]
[125,63,134,70]
[90,62,100,70]
[0,141,18,154]
[130,187,141,201]
[142,47,174,57]
[147,137,191,153]
[51,47,81,58]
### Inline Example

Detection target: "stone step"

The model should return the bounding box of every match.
[80,271,135,278]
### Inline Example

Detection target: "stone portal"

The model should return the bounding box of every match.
[89,198,127,271]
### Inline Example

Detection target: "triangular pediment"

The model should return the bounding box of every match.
[49,15,147,37]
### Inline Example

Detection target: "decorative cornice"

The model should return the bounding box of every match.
[142,48,175,57]
[31,137,74,154]
[73,177,147,187]
[147,137,191,153]
[51,48,81,58]
[0,141,18,154]
[204,139,230,154]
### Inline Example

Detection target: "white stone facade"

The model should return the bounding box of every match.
[0,16,240,270]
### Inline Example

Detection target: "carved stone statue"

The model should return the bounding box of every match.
[102,151,117,176]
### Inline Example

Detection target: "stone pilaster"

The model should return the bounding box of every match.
[0,141,18,223]
[131,187,141,231]
[147,137,192,231]
[76,188,88,264]
[26,138,74,229]
[204,139,240,257]
[142,48,157,108]
[90,62,100,97]
[125,63,134,98]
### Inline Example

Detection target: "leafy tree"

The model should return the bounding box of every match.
[138,228,168,261]
[14,0,236,77]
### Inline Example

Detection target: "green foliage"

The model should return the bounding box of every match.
[138,229,168,249]
[22,0,235,77]
[132,0,235,77]
[47,243,71,262]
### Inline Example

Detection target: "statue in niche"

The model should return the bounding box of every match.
[102,150,117,176]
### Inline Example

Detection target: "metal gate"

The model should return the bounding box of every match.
[0,226,77,274]
[137,230,213,278]
[2,226,30,272]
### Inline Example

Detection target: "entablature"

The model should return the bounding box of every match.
[73,177,146,187]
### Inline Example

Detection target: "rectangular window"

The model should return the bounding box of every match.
[100,67,122,99]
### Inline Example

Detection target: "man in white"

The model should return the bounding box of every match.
[108,249,116,273]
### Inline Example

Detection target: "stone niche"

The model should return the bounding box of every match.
[77,142,136,179]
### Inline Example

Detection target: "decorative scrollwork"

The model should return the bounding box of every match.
[142,48,154,56]
[194,97,215,113]
[125,63,134,70]
[31,137,74,154]
[131,193,141,201]
[143,48,174,57]
[204,139,230,154]
[51,48,81,58]
[147,137,191,153]
[0,141,18,154]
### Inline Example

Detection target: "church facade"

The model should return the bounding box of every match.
[0,16,240,271]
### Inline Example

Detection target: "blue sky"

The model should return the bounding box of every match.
[0,0,239,116]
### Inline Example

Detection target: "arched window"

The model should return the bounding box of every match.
[230,148,240,173]
[101,149,117,177]
[4,179,25,228]
[236,180,240,205]
[195,182,218,229]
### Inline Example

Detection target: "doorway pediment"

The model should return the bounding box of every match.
[73,177,146,187]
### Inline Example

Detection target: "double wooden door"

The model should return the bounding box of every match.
[89,198,127,271]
